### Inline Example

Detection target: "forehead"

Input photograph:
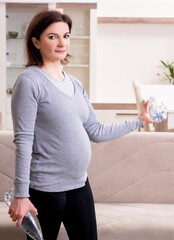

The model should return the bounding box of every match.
[44,22,69,34]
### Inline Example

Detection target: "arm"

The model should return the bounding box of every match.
[83,91,151,143]
[10,73,39,225]
[11,74,39,197]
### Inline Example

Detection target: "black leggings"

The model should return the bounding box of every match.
[27,179,98,240]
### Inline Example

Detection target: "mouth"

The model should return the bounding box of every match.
[55,50,66,54]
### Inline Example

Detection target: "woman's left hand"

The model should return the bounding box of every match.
[140,100,153,123]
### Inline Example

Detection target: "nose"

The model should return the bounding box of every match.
[57,37,66,47]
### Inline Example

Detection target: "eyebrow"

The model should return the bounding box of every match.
[48,31,70,35]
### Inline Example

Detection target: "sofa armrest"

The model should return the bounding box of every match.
[0,131,15,201]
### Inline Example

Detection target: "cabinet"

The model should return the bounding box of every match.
[6,3,49,90]
[56,3,97,98]
[0,1,97,130]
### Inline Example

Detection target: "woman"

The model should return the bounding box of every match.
[9,10,152,240]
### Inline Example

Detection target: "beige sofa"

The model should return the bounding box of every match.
[0,112,3,130]
[1,131,174,240]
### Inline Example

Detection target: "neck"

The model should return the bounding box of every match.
[41,63,64,81]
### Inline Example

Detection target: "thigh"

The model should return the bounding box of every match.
[27,188,66,240]
[63,179,98,240]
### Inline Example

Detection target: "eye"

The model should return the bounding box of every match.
[48,34,57,40]
[64,34,70,39]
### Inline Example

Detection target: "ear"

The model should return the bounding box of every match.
[32,37,40,49]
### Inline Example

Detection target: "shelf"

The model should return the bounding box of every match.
[56,3,97,10]
[7,64,26,69]
[6,36,24,39]
[98,17,174,24]
[6,3,48,9]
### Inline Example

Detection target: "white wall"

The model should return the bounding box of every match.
[97,0,174,17]
[95,0,174,103]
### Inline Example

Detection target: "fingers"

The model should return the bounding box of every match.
[16,216,23,227]
[9,211,24,227]
[143,100,150,112]
[33,207,38,216]
[8,206,25,227]
[144,99,149,106]
[11,213,18,222]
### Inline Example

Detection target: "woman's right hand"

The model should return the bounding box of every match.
[8,197,38,227]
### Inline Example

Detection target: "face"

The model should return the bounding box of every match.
[32,22,70,63]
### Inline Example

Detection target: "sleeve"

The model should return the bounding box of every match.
[83,90,143,143]
[11,74,39,197]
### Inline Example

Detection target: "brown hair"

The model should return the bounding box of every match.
[25,10,72,67]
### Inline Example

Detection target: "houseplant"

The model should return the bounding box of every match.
[160,60,174,84]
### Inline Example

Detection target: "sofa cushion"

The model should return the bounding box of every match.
[57,203,174,240]
[2,201,174,240]
[95,203,174,240]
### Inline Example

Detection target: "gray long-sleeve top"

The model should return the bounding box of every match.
[11,66,143,197]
